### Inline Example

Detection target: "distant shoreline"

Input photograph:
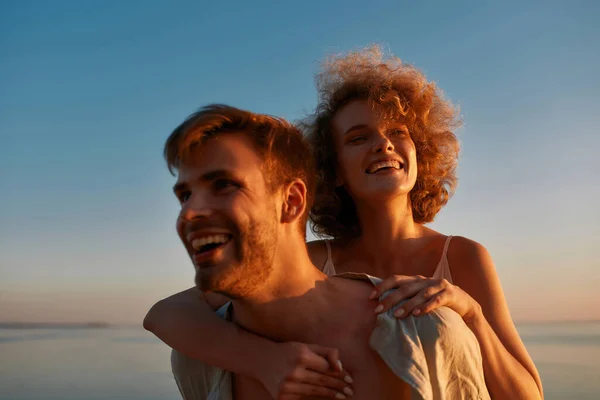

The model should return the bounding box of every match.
[0,322,110,329]
[0,320,598,329]
[514,319,600,325]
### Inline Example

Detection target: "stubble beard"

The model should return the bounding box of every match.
[195,208,278,299]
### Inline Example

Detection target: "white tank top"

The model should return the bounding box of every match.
[322,236,454,283]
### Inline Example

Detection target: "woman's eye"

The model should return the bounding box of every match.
[349,135,366,144]
[390,128,406,136]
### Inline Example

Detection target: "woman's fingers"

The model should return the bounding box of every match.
[394,285,446,318]
[370,275,422,299]
[270,342,353,399]
[307,344,343,372]
[296,343,353,382]
[281,349,353,400]
[375,280,430,313]
[294,369,352,393]
[280,381,352,399]
[417,288,451,315]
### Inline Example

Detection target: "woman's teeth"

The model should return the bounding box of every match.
[367,160,401,174]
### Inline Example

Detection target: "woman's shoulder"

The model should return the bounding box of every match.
[446,236,499,295]
[446,236,492,267]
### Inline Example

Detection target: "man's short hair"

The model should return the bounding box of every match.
[164,104,316,237]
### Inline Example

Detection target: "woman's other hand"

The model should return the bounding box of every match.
[259,341,354,399]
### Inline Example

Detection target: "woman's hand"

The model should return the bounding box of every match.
[370,275,482,322]
[258,341,354,400]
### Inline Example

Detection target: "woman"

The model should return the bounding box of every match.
[145,46,542,399]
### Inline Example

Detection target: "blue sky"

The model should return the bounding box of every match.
[1,1,599,324]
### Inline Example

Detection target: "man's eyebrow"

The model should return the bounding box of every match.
[172,169,235,194]
[200,169,236,182]
[344,124,370,136]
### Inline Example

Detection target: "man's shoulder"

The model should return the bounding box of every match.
[332,271,379,285]
[170,304,232,392]
[171,348,230,399]
[330,272,379,301]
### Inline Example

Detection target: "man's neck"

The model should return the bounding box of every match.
[229,238,342,343]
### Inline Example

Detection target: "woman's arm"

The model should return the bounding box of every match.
[450,237,543,399]
[144,288,255,369]
[373,237,543,399]
[143,288,352,399]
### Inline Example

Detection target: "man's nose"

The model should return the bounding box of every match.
[180,195,214,221]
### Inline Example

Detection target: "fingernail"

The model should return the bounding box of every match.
[369,290,378,299]
[344,375,353,384]
[413,309,421,315]
[337,360,343,371]
[394,308,405,318]
[335,393,346,399]
[343,387,354,396]
[374,304,383,313]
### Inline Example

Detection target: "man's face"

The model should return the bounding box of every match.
[173,133,279,298]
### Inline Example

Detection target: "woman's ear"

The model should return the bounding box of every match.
[281,179,307,224]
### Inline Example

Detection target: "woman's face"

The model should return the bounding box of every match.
[331,99,418,202]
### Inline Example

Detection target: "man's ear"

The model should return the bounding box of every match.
[281,179,307,225]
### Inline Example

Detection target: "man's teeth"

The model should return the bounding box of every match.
[191,234,229,251]
[367,160,401,173]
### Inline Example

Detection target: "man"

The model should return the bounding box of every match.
[162,104,490,399]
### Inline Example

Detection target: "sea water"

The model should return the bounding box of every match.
[1,322,599,399]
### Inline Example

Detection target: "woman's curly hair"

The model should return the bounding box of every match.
[304,45,461,241]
